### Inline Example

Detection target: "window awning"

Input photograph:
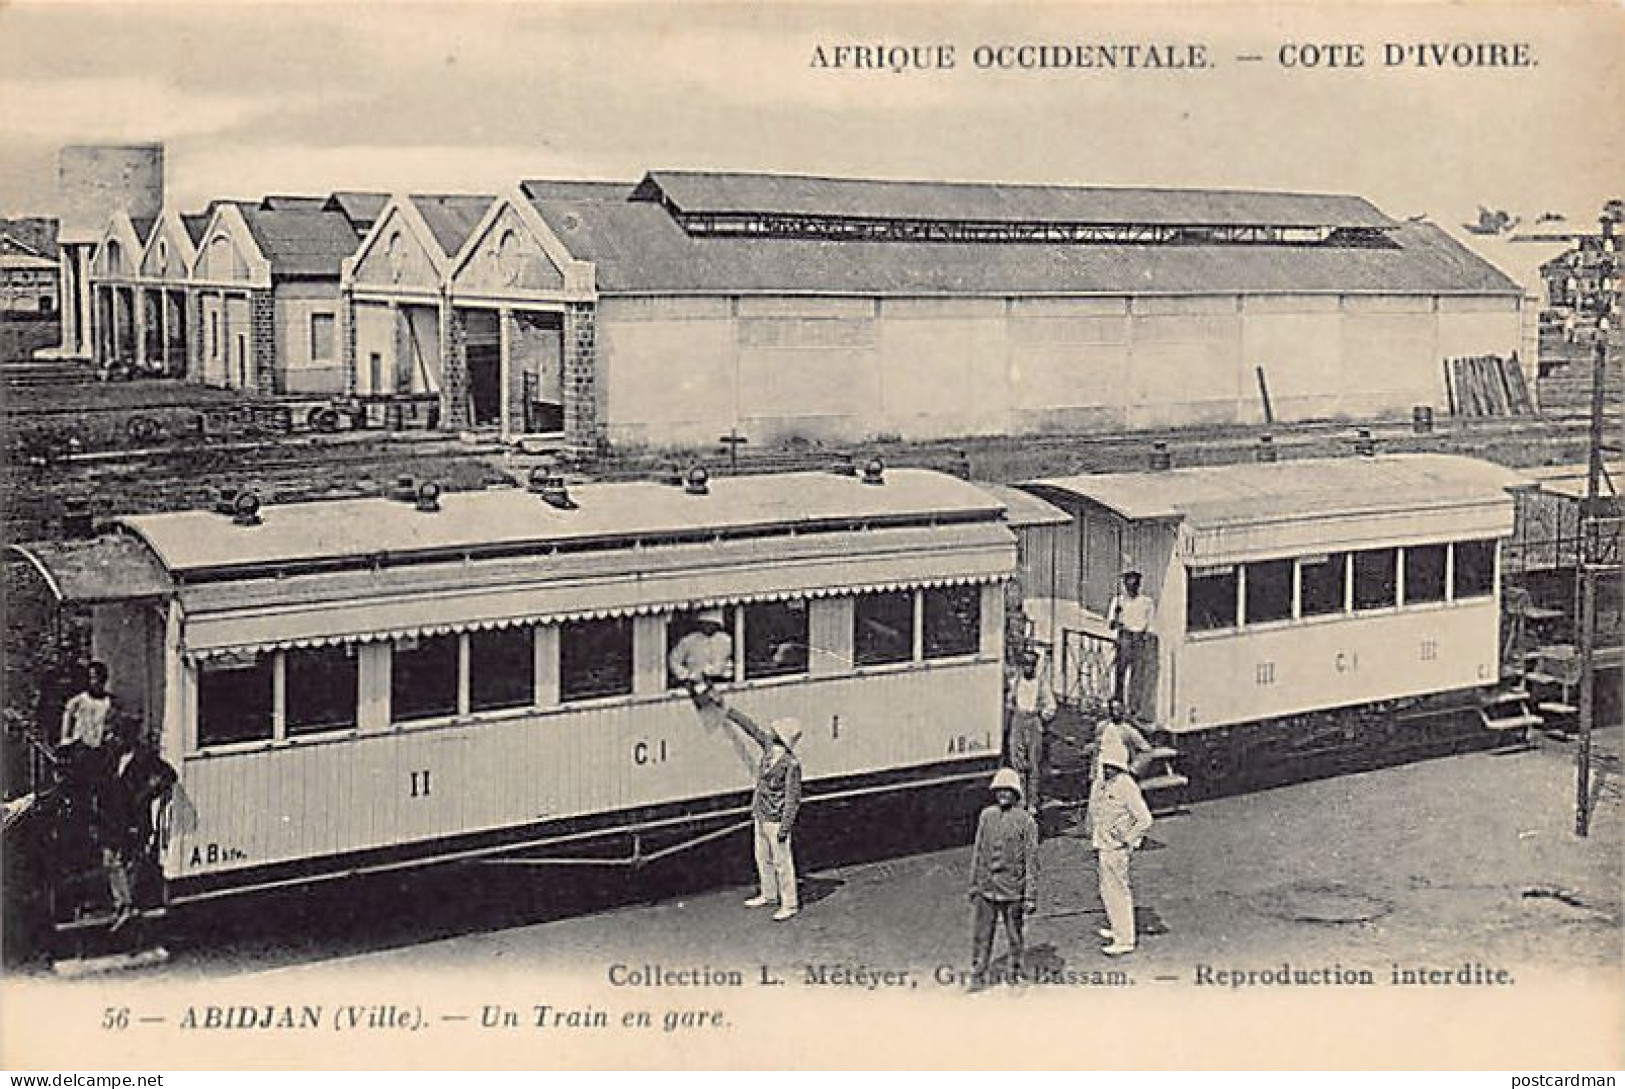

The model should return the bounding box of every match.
[178,523,1015,659]
[7,537,173,604]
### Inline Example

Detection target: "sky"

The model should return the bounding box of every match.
[1,1,1621,234]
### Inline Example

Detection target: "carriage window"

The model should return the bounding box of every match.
[743,600,809,679]
[1454,540,1496,599]
[1243,559,1294,625]
[1298,553,1347,617]
[923,585,981,659]
[391,634,459,722]
[854,591,915,667]
[666,608,736,690]
[470,626,534,712]
[1403,544,1448,605]
[196,654,273,747]
[1353,548,1399,611]
[285,645,358,736]
[1186,567,1238,632]
[560,618,633,702]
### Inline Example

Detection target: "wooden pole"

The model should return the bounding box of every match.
[1254,365,1274,424]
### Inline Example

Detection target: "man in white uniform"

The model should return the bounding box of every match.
[1094,753,1154,956]
[668,609,733,727]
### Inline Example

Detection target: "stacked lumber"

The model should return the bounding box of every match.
[1445,353,1538,417]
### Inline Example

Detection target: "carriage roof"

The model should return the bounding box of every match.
[1024,454,1531,528]
[115,469,1005,579]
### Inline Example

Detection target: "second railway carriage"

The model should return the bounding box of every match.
[1012,452,1536,788]
[12,467,1015,908]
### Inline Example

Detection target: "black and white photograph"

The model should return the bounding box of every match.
[0,0,1620,1074]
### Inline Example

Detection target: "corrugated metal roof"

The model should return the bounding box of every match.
[1025,454,1531,528]
[520,179,638,202]
[238,208,360,278]
[532,197,1520,296]
[638,171,1398,230]
[181,214,211,245]
[977,483,1072,528]
[0,253,58,271]
[409,194,495,257]
[326,191,390,228]
[261,195,329,212]
[119,469,1004,576]
[1522,462,1623,502]
[7,536,173,603]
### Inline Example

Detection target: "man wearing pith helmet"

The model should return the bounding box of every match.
[967,766,1039,988]
[1094,751,1154,956]
[724,709,804,921]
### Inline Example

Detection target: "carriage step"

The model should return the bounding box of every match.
[53,906,167,934]
[1139,773,1190,793]
[1523,672,1563,687]
[1479,711,1543,731]
[1537,702,1578,717]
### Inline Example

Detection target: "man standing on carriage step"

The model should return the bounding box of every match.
[1107,571,1156,721]
[668,609,734,728]
[724,708,803,921]
[1005,649,1054,814]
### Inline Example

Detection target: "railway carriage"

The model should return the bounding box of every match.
[10,467,1014,913]
[1012,453,1536,789]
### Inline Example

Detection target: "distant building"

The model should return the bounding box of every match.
[0,224,59,317]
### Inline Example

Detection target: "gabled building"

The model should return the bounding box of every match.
[128,207,210,375]
[434,170,1523,458]
[188,202,359,392]
[341,192,498,428]
[87,209,157,369]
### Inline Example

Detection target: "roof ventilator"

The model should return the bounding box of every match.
[685,465,710,496]
[414,481,442,513]
[528,467,578,510]
[1354,428,1377,457]
[1256,434,1278,463]
[862,456,886,486]
[828,453,857,477]
[1149,441,1172,472]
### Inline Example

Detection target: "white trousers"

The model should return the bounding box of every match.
[1098,846,1135,946]
[753,819,798,909]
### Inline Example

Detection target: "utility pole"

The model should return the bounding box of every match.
[1576,209,1618,838]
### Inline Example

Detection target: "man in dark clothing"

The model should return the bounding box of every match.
[724,708,803,921]
[99,720,177,931]
[968,767,1039,988]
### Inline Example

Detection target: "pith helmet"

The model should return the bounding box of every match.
[1101,752,1132,773]
[697,608,726,626]
[990,767,1024,797]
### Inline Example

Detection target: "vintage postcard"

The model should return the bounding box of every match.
[1,0,1620,1073]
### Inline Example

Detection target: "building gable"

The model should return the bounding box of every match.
[190,204,271,288]
[455,201,565,295]
[450,189,594,302]
[138,212,198,281]
[92,212,147,279]
[348,201,444,292]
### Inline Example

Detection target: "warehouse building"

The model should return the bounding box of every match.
[419,171,1526,458]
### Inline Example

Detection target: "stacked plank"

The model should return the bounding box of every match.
[1445,353,1538,417]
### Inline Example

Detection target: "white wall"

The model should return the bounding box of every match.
[596,292,1523,448]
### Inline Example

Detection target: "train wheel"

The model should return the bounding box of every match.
[126,415,161,444]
